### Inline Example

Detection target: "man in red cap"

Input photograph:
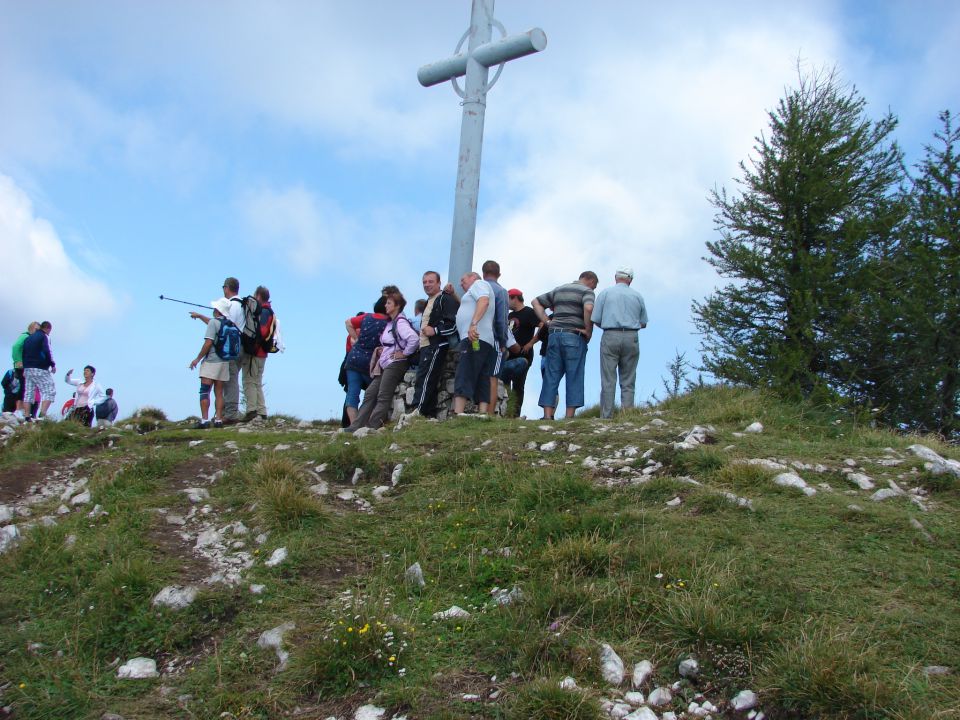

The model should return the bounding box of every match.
[503,289,542,417]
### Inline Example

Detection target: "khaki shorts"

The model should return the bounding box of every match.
[199,360,229,382]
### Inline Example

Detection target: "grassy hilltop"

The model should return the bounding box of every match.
[0,387,957,720]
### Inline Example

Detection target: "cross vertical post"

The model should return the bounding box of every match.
[418,0,546,286]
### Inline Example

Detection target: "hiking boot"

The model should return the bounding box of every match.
[213,419,224,429]
[195,420,210,429]
[243,410,258,422]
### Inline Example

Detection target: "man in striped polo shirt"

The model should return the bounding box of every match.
[532,271,599,419]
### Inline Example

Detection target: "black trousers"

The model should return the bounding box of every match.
[411,343,448,417]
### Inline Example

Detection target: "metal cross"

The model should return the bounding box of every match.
[418,0,546,286]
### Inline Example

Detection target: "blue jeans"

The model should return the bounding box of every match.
[344,368,370,410]
[539,331,587,409]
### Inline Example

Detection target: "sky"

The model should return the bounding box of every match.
[2,1,958,421]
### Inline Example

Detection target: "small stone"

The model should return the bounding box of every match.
[69,490,91,506]
[744,421,763,433]
[391,464,404,486]
[665,496,682,507]
[405,562,426,588]
[188,440,203,447]
[540,441,557,452]
[923,665,951,676]
[0,524,20,553]
[101,713,126,720]
[152,586,199,610]
[432,605,470,620]
[351,468,364,484]
[732,689,759,710]
[773,472,816,495]
[165,513,186,526]
[182,488,209,503]
[647,686,672,706]
[0,505,14,523]
[250,584,266,594]
[847,473,875,490]
[354,706,386,720]
[308,481,329,496]
[623,690,644,705]
[600,643,625,685]
[559,676,577,689]
[632,659,654,688]
[117,657,158,679]
[871,488,901,502]
[264,547,288,567]
[678,657,699,678]
[624,708,657,720]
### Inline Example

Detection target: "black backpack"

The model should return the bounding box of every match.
[233,296,262,354]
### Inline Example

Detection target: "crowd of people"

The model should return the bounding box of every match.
[7,265,646,430]
[4,321,119,427]
[340,260,648,431]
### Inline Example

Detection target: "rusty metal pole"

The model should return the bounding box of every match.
[418,1,546,287]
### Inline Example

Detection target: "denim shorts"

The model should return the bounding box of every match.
[454,339,496,402]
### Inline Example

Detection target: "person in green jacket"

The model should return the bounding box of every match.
[11,321,39,415]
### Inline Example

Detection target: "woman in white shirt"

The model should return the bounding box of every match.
[65,365,105,426]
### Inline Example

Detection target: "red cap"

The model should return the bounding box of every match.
[508,288,523,297]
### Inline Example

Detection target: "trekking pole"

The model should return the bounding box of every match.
[159,295,209,310]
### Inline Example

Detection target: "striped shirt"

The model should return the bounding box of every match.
[535,282,595,331]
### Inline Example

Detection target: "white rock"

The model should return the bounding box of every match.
[87,504,108,518]
[152,586,199,610]
[721,492,755,510]
[624,690,645,705]
[69,457,90,468]
[559,676,577,690]
[264,547,288,567]
[647,686,672,706]
[371,486,391,501]
[354,709,386,720]
[391,463,404,486]
[540,441,558,452]
[649,418,668,427]
[257,621,295,650]
[923,665,951,676]
[69,490,91,506]
[744,458,790,471]
[491,585,523,606]
[871,488,901,502]
[610,702,633,719]
[56,504,70,515]
[632,659,654,687]
[405,562,426,588]
[568,443,581,453]
[433,605,470,620]
[336,489,356,501]
[250,584,266,594]
[907,445,960,478]
[582,456,599,469]
[165,513,186,526]
[678,657,699,678]
[773,473,816,495]
[624,708,658,720]
[353,427,372,438]
[744,422,764,433]
[117,657,158,679]
[0,524,20,553]
[0,505,13,523]
[188,440,204,448]
[351,468,364,484]
[308,481,329,496]
[183,488,209,503]
[732,689,759,710]
[662,714,678,720]
[195,528,222,548]
[847,473,875,490]
[665,496,682,507]
[600,643,625,685]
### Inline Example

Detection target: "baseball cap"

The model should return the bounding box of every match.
[508,288,523,298]
[615,266,634,279]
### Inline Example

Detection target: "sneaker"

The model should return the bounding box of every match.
[213,419,224,429]
[195,420,210,429]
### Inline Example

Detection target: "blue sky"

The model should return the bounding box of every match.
[2,1,958,421]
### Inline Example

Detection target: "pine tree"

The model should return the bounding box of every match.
[693,68,906,402]
[893,111,960,434]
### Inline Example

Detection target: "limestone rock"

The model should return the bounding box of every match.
[265,547,288,567]
[744,421,764,433]
[405,562,425,588]
[732,689,759,710]
[773,472,816,495]
[117,657,158,679]
[678,657,699,678]
[647,686,672,706]
[632,659,654,688]
[152,585,199,610]
[600,643,625,685]
[433,605,470,620]
[559,676,577,690]
[624,708,658,720]
[847,473,875,490]
[354,706,386,720]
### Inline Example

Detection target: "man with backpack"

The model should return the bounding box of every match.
[190,277,245,422]
[189,298,240,428]
[240,285,279,423]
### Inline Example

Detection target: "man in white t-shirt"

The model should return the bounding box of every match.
[190,276,245,422]
[452,272,496,414]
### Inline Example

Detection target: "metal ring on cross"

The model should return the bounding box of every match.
[451,19,507,100]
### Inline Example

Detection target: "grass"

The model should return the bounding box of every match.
[1,386,958,719]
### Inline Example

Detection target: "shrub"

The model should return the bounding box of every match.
[249,455,324,531]
[507,679,604,720]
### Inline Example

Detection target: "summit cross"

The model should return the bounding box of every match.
[418,0,546,286]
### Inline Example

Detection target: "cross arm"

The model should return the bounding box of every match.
[417,28,547,88]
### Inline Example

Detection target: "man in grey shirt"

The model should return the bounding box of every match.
[590,266,648,418]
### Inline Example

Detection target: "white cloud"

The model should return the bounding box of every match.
[0,174,118,343]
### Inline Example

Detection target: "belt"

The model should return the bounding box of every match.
[550,327,582,334]
[602,327,639,331]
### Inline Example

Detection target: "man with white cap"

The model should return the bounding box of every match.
[590,266,648,419]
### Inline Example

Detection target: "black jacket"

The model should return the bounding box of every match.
[425,292,460,346]
[22,330,54,370]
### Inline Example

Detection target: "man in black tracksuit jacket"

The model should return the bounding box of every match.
[411,271,460,417]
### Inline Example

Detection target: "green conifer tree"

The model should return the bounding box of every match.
[693,68,905,402]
